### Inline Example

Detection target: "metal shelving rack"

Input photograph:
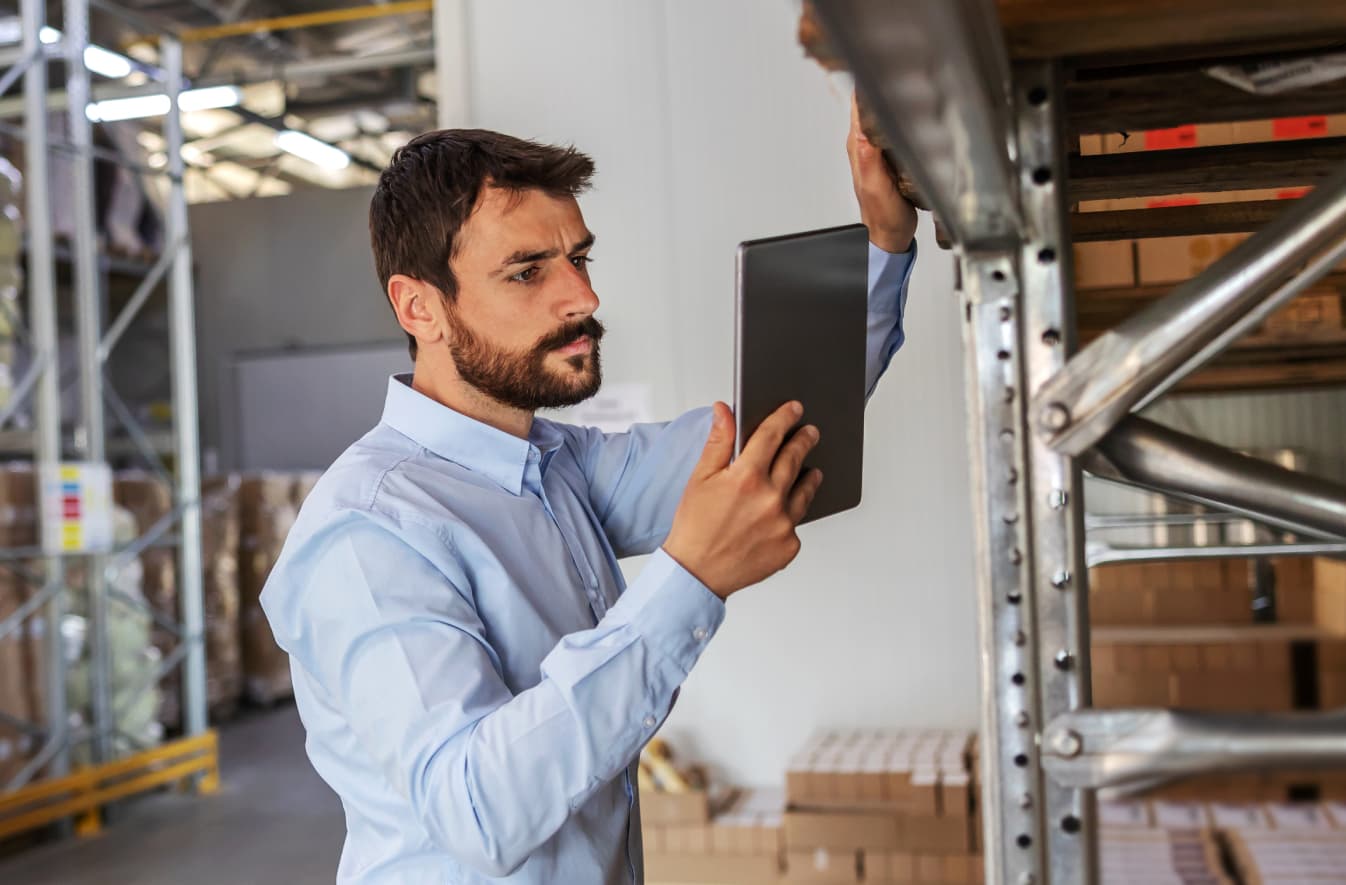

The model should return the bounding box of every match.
[812,2,1346,883]
[0,0,212,831]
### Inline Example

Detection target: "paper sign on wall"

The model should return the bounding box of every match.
[556,382,654,433]
[40,462,114,554]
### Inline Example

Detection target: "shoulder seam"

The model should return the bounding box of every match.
[362,450,460,551]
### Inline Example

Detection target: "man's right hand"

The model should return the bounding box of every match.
[662,401,823,599]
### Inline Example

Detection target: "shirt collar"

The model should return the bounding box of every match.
[380,374,563,496]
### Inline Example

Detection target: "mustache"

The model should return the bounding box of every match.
[536,316,605,352]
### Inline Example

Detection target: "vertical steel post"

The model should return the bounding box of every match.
[22,0,69,781]
[1014,61,1097,884]
[959,253,1046,885]
[162,37,208,738]
[64,0,111,762]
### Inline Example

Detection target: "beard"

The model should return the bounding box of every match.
[444,309,605,412]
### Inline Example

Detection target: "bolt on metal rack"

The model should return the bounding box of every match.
[812,2,1346,883]
[0,0,210,822]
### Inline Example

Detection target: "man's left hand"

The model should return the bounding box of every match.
[847,94,918,254]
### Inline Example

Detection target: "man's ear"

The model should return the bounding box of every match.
[387,275,444,347]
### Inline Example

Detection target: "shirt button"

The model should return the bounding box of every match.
[692,627,708,641]
[643,715,657,729]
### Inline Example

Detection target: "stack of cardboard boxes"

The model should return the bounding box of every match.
[200,475,243,719]
[1225,802,1346,883]
[643,788,785,885]
[1099,800,1231,884]
[1100,799,1346,882]
[113,471,182,725]
[1074,115,1346,343]
[782,730,980,884]
[1089,554,1346,801]
[0,569,43,789]
[0,464,44,786]
[237,472,309,706]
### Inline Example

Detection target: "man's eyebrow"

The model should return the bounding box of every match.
[569,232,596,255]
[497,232,597,271]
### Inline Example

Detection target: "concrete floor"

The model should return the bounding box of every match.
[0,705,346,884]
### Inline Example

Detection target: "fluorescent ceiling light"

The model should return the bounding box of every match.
[29,27,135,79]
[86,85,241,122]
[274,129,350,170]
[84,44,134,79]
[179,85,242,112]
[87,94,169,122]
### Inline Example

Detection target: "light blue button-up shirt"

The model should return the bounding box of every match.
[261,242,916,883]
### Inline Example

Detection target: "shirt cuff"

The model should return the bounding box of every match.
[868,239,917,314]
[608,548,726,679]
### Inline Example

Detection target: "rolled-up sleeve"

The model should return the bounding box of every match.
[269,512,724,878]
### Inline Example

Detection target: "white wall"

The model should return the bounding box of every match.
[464,0,978,786]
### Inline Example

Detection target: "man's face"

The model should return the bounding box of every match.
[440,186,603,411]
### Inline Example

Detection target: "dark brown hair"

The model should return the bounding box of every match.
[369,129,596,358]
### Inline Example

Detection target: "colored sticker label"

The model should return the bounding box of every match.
[1273,116,1327,139]
[1144,125,1197,150]
[1146,196,1202,209]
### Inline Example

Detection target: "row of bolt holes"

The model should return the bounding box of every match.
[995,92,1085,848]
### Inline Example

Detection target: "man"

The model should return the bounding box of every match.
[262,100,917,883]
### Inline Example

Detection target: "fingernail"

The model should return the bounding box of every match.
[805,425,820,441]
[791,401,804,417]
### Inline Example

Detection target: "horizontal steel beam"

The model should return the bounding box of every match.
[0,47,434,119]
[1070,200,1284,241]
[1070,137,1346,203]
[1083,415,1346,540]
[1086,539,1346,567]
[811,0,1020,249]
[1042,708,1346,791]
[1038,160,1346,455]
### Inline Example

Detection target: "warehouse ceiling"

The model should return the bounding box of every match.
[3,0,437,201]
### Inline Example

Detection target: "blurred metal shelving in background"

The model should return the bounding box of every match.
[0,0,214,838]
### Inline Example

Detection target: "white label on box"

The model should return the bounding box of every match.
[40,461,114,554]
[1206,53,1346,95]
[1099,801,1151,828]
[1152,801,1209,829]
[1211,803,1271,830]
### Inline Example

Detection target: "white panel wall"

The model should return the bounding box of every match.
[465,0,977,787]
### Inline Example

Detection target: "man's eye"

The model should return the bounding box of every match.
[572,255,593,270]
[511,266,539,283]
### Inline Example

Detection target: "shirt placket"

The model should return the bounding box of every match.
[525,448,606,625]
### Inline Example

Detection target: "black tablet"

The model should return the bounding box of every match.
[733,223,869,523]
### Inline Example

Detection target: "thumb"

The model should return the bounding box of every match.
[693,402,735,479]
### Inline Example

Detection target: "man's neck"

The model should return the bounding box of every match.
[411,362,534,440]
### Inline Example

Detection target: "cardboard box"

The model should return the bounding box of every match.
[1137,233,1250,286]
[1261,290,1344,338]
[0,463,37,549]
[645,852,782,884]
[237,473,296,706]
[784,811,901,852]
[1074,241,1135,290]
[784,848,859,884]
[644,790,713,827]
[1315,557,1346,635]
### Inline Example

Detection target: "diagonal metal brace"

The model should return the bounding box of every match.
[1084,415,1346,541]
[1035,160,1346,456]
